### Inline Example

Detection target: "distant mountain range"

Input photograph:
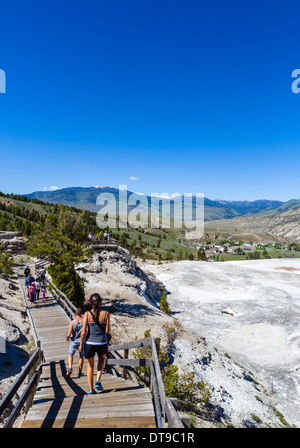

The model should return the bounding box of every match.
[25,186,300,222]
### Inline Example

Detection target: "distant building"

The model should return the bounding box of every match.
[240,243,256,251]
[227,246,239,254]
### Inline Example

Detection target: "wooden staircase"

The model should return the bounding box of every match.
[0,264,183,428]
[22,358,156,428]
[19,268,156,428]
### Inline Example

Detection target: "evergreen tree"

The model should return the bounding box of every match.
[27,206,92,307]
[197,248,207,261]
[159,292,172,316]
[0,244,15,278]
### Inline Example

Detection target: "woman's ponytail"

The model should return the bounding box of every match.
[89,293,102,323]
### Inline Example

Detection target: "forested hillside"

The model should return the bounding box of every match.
[0,191,197,262]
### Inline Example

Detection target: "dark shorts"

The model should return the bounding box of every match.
[84,343,108,359]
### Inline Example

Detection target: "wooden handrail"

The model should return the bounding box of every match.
[49,282,76,320]
[107,337,184,428]
[108,337,153,352]
[165,397,185,428]
[0,346,43,428]
[91,238,119,247]
[151,337,167,421]
[3,364,43,428]
[149,359,163,428]
[105,358,150,368]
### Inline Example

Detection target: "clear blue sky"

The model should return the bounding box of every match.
[0,0,299,201]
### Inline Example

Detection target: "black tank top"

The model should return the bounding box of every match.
[85,311,107,344]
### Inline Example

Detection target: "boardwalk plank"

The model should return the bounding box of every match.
[29,404,155,418]
[22,416,156,428]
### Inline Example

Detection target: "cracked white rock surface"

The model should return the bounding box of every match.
[146,258,300,427]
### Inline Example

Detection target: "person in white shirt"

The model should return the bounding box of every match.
[35,278,42,301]
[38,266,46,282]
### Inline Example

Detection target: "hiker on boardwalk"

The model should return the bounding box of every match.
[28,282,36,304]
[66,308,84,378]
[103,231,108,244]
[25,273,35,297]
[24,266,31,278]
[38,266,46,283]
[41,283,47,301]
[79,293,110,394]
[35,277,42,301]
[25,272,35,287]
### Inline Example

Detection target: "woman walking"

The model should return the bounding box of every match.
[79,293,110,395]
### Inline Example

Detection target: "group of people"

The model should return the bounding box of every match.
[88,232,112,244]
[24,265,110,394]
[24,265,47,305]
[66,293,110,395]
[103,231,111,244]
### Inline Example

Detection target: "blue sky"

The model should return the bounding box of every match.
[0,0,299,201]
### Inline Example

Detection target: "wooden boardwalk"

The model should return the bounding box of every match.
[20,274,156,428]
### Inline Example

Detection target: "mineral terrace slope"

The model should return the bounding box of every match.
[145,258,300,428]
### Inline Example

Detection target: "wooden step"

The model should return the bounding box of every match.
[21,416,156,428]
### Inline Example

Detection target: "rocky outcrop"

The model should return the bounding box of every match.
[77,247,173,350]
[0,232,28,255]
[206,206,300,243]
[0,316,22,345]
[263,207,300,242]
[80,247,167,305]
[135,265,166,303]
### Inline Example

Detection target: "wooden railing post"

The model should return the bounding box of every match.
[150,337,166,421]
[122,349,129,379]
[105,352,112,374]
[149,338,160,395]
[150,338,160,395]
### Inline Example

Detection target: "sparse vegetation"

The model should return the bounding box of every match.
[251,413,261,424]
[0,244,15,278]
[133,328,211,413]
[159,292,172,316]
[269,405,293,428]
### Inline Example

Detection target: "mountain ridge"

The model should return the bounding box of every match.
[24,186,296,221]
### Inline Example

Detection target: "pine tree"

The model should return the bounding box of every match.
[159,292,172,316]
[197,248,207,261]
[27,206,91,307]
